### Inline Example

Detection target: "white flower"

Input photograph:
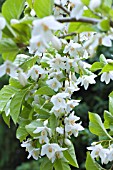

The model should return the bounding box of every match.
[107,147,113,162]
[27,65,45,81]
[56,127,64,135]
[41,143,67,163]
[0,17,6,39]
[34,126,51,136]
[29,16,63,53]
[70,0,84,19]
[66,100,80,112]
[102,36,112,47]
[48,53,67,71]
[89,0,101,10]
[64,112,80,125]
[101,71,113,84]
[38,135,49,144]
[0,60,18,78]
[21,139,40,160]
[27,148,40,160]
[87,144,108,164]
[46,78,62,92]
[64,40,83,58]
[51,92,69,110]
[50,107,65,117]
[77,74,97,90]
[71,123,84,137]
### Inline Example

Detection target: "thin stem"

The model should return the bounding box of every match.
[58,32,77,38]
[57,16,101,24]
[57,16,113,28]
[54,3,70,15]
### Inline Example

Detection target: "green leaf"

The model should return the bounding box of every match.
[16,126,28,142]
[90,62,104,72]
[109,91,113,115]
[54,158,71,170]
[2,112,10,127]
[20,56,37,71]
[102,63,113,72]
[49,114,57,132]
[9,78,24,89]
[40,157,53,170]
[85,152,101,170]
[99,19,110,31]
[34,104,50,119]
[35,86,56,96]
[68,22,96,33]
[0,38,19,54]
[81,0,90,6]
[33,0,54,18]
[26,0,33,8]
[2,0,25,22]
[2,51,19,61]
[0,85,18,112]
[10,88,28,124]
[25,120,43,137]
[89,112,111,139]
[104,110,113,129]
[63,143,78,168]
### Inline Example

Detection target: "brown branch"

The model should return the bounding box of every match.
[58,32,77,38]
[57,17,101,24]
[57,16,113,28]
[54,3,70,15]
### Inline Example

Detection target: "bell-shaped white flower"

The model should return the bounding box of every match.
[0,60,18,78]
[77,74,97,90]
[29,16,64,53]
[70,0,84,19]
[51,92,69,110]
[101,71,113,84]
[27,148,40,160]
[46,77,62,92]
[27,65,45,81]
[87,144,109,164]
[41,143,67,163]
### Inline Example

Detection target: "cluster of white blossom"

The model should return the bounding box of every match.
[1,0,113,165]
[87,143,113,164]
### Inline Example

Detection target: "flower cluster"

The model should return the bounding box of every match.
[87,143,113,164]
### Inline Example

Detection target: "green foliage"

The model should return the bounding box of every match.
[54,158,71,170]
[85,152,101,170]
[89,112,111,139]
[63,143,78,168]
[33,0,54,18]
[2,0,25,22]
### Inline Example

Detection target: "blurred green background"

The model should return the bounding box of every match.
[1,0,113,170]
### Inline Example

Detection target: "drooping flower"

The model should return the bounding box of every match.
[100,71,113,84]
[41,143,67,163]
[29,16,64,54]
[77,74,97,90]
[46,77,62,92]
[0,60,18,78]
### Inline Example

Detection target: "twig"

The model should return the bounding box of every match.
[57,16,113,28]
[54,3,70,15]
[57,16,101,24]
[58,32,77,38]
